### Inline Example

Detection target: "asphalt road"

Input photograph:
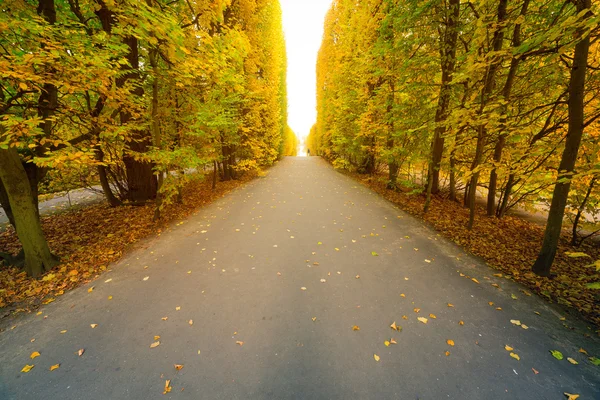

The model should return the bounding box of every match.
[1,157,599,399]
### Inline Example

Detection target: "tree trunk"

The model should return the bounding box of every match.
[571,177,595,246]
[0,147,59,277]
[486,0,529,216]
[426,0,460,202]
[149,45,163,221]
[467,0,508,229]
[532,0,591,276]
[118,35,157,203]
[449,150,457,201]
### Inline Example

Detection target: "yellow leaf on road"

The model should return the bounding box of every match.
[78,349,84,357]
[390,338,397,344]
[579,348,588,355]
[236,341,244,346]
[90,324,98,329]
[417,317,428,324]
[510,352,520,361]
[175,306,181,311]
[505,345,514,351]
[174,364,184,371]
[429,314,437,319]
[150,341,160,348]
[189,320,193,326]
[21,365,34,373]
[30,351,40,359]
[49,364,60,371]
[413,308,420,313]
[373,354,380,362]
[162,317,168,321]
[154,335,161,340]
[384,341,390,347]
[510,320,521,326]
[567,357,578,365]
[459,320,464,325]
[471,278,480,284]
[352,325,360,331]
[447,340,455,346]
[312,317,316,322]
[564,394,579,400]
[88,287,94,293]
[445,351,450,356]
[400,294,405,298]
[163,380,172,394]
[447,303,454,307]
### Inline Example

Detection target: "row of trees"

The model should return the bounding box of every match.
[0,0,294,277]
[308,0,600,276]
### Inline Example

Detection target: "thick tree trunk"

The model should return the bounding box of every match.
[0,147,59,277]
[0,177,16,228]
[425,0,460,211]
[532,0,591,276]
[118,35,157,203]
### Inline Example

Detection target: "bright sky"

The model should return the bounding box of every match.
[280,0,332,141]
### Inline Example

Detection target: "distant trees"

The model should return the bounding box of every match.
[314,0,600,276]
[0,0,289,276]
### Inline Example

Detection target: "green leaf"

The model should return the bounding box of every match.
[586,282,600,290]
[589,357,600,366]
[550,350,564,360]
[371,251,378,256]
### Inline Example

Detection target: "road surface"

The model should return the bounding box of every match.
[1,157,598,399]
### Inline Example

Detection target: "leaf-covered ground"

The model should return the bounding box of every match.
[0,172,259,312]
[349,172,600,330]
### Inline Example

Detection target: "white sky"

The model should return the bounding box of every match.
[280,0,333,141]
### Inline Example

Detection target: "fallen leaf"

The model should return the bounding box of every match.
[488,302,494,306]
[104,278,112,283]
[384,341,390,347]
[496,307,502,311]
[78,349,85,357]
[447,303,454,307]
[390,321,401,331]
[49,364,60,371]
[355,275,360,279]
[371,251,378,256]
[87,287,94,293]
[174,364,184,371]
[320,279,326,283]
[567,357,578,365]
[143,276,149,281]
[424,259,431,263]
[459,320,464,325]
[312,317,316,322]
[108,296,113,300]
[510,352,520,361]
[510,320,521,326]
[511,294,518,300]
[400,294,406,298]
[189,320,193,326]
[564,393,579,400]
[447,339,455,346]
[417,317,428,324]
[532,368,539,374]
[445,351,450,356]
[154,335,161,340]
[505,345,514,351]
[429,314,437,319]
[161,317,168,321]
[589,357,600,366]
[30,351,41,359]
[402,315,408,320]
[471,278,480,284]
[163,380,172,394]
[550,350,564,360]
[235,341,244,346]
[352,325,360,331]
[390,338,397,344]
[150,341,160,348]
[300,287,307,291]
[521,324,529,330]
[413,308,420,313]
[578,348,588,355]
[21,365,34,373]
[90,324,98,329]
[373,354,380,362]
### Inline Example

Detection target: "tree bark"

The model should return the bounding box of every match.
[486,0,529,216]
[0,147,59,277]
[424,0,460,212]
[532,0,591,276]
[467,0,507,230]
[118,35,157,203]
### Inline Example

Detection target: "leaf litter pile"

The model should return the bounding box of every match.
[349,172,600,328]
[0,172,258,312]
